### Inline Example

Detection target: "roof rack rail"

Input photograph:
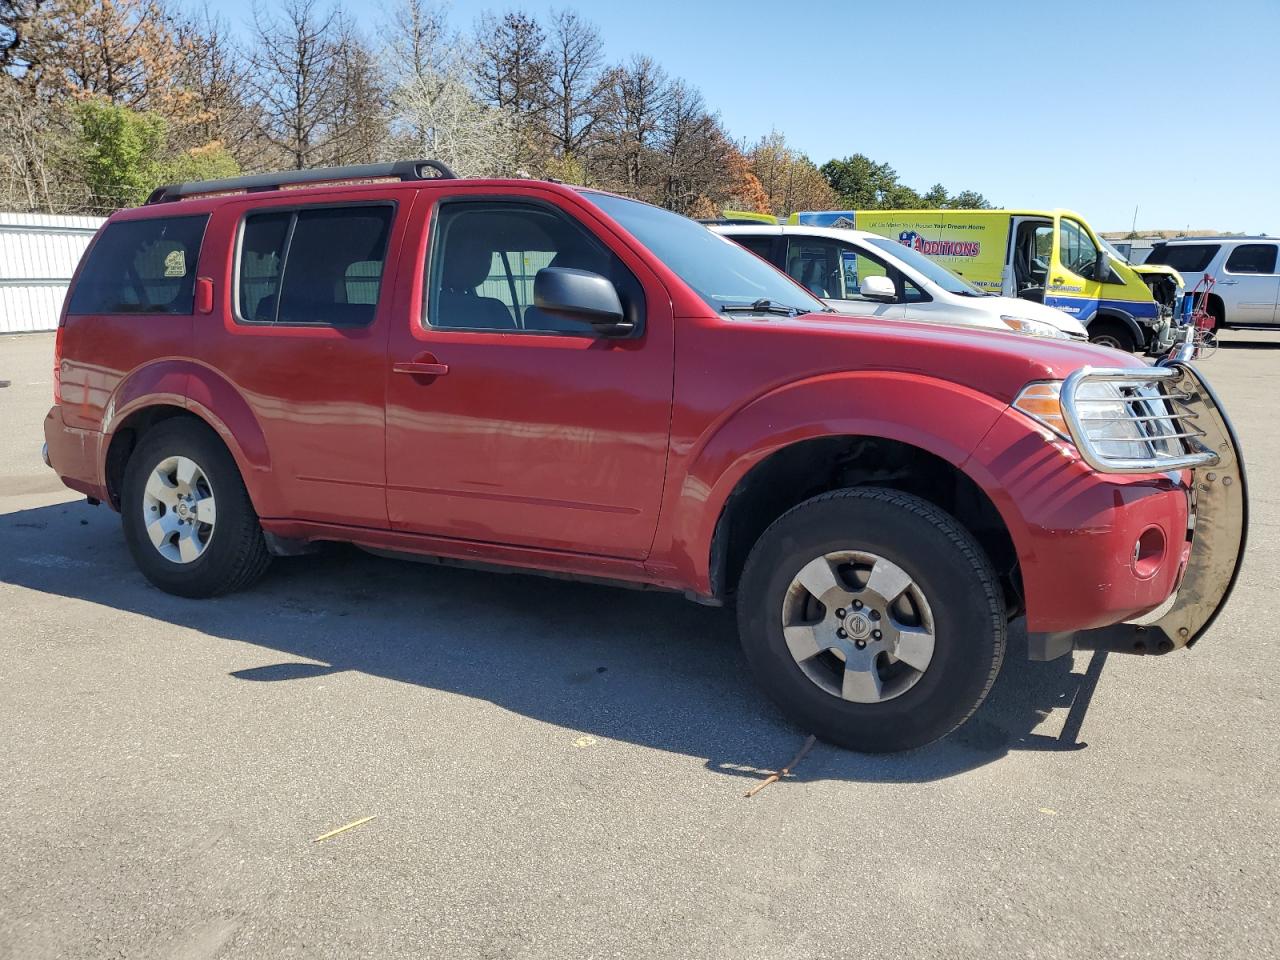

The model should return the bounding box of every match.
[145,159,458,205]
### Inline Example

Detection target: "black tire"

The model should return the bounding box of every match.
[121,418,271,598]
[1087,318,1137,352]
[736,487,1006,752]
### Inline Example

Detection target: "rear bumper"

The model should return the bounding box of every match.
[43,405,108,502]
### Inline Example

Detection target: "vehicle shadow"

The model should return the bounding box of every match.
[1,500,1108,785]
[1214,335,1280,350]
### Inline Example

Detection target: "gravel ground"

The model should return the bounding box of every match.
[1,329,1277,960]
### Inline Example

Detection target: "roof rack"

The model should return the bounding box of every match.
[145,159,458,205]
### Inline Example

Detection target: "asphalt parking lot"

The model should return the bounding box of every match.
[2,329,1277,960]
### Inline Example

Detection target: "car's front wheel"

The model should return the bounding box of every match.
[736,487,1006,752]
[121,419,271,598]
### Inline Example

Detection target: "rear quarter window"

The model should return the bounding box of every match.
[67,215,209,315]
[1146,243,1219,273]
[1224,243,1278,275]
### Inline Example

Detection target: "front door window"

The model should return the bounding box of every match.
[1058,218,1100,279]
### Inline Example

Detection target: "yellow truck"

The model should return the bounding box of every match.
[790,209,1180,353]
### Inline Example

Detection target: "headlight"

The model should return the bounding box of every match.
[1000,315,1069,339]
[1012,379,1147,458]
[1014,378,1186,462]
[1072,381,1150,459]
[1013,369,1217,474]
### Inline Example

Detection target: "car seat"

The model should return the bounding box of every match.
[437,236,517,329]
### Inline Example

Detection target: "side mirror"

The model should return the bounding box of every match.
[860,274,896,302]
[1093,255,1112,283]
[534,267,632,337]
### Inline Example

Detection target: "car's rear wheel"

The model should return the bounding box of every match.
[121,419,271,597]
[736,487,1006,752]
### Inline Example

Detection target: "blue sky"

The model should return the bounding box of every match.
[207,0,1280,233]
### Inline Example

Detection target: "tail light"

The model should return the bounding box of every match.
[52,325,64,405]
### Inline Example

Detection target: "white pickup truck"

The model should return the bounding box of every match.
[713,223,1090,342]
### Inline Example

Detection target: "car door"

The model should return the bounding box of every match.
[1219,243,1280,324]
[384,189,675,559]
[782,237,904,320]
[195,195,400,528]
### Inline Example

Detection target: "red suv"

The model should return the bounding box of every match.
[43,161,1247,752]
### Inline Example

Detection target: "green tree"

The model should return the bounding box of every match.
[923,182,949,208]
[946,189,992,209]
[74,98,238,209]
[75,98,167,207]
[820,153,899,208]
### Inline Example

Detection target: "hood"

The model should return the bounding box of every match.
[782,311,1144,403]
[978,295,1090,337]
[1132,262,1185,285]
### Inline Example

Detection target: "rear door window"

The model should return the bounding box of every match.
[1146,243,1220,273]
[67,215,208,315]
[1224,243,1278,275]
[236,205,394,326]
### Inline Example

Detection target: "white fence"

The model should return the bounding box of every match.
[0,212,104,334]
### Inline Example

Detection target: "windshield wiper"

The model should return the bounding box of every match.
[721,299,805,317]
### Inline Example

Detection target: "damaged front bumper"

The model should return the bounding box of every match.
[1035,361,1248,658]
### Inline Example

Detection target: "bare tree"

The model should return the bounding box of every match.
[655,80,723,214]
[386,0,450,86]
[395,61,515,177]
[326,19,389,165]
[544,8,603,160]
[245,0,339,170]
[471,10,550,169]
[172,13,263,162]
[597,54,672,198]
[0,71,76,211]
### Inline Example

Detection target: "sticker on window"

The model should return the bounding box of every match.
[164,248,187,277]
[841,249,860,291]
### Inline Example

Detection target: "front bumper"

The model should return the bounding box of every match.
[1070,362,1247,655]
[974,362,1245,656]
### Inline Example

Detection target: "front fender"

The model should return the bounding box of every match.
[661,372,1012,595]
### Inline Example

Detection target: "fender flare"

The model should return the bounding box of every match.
[658,371,1016,595]
[102,360,273,509]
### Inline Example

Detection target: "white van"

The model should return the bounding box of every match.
[712,223,1089,340]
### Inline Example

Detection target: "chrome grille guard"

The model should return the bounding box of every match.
[1061,366,1219,474]
[1073,362,1248,654]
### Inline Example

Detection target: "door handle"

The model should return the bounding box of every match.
[1217,279,1238,285]
[1052,276,1064,284]
[393,360,449,376]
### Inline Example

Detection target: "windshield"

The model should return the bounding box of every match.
[863,237,986,296]
[1098,235,1131,264]
[583,192,826,314]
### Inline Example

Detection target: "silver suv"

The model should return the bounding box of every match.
[1147,237,1279,329]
